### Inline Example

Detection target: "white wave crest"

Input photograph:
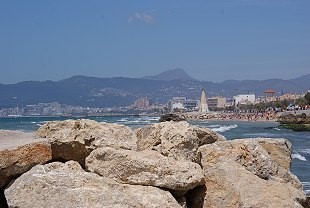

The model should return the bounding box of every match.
[212,124,238,133]
[207,125,221,128]
[300,149,310,155]
[292,153,307,161]
[117,118,128,122]
[142,116,160,121]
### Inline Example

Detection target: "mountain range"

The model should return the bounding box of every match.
[0,69,309,108]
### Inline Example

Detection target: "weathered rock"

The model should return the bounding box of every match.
[0,141,52,189]
[278,113,310,124]
[136,121,225,163]
[159,113,185,122]
[198,139,306,207]
[36,119,137,166]
[86,147,204,191]
[255,138,292,170]
[278,113,310,131]
[5,161,182,208]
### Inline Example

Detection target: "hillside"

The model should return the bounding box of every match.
[0,71,309,108]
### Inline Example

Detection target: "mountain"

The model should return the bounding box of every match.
[142,68,196,81]
[0,73,309,108]
[290,74,310,90]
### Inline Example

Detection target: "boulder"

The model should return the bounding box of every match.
[85,147,204,192]
[159,113,185,122]
[198,139,306,207]
[278,113,310,124]
[136,121,225,163]
[255,138,292,170]
[5,161,182,208]
[36,119,137,166]
[0,141,52,189]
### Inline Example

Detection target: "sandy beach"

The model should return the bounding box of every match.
[0,130,47,150]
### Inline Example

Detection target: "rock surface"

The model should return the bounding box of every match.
[159,113,185,122]
[278,113,310,131]
[255,138,292,170]
[136,121,225,163]
[5,161,182,208]
[86,147,204,191]
[0,141,52,189]
[36,119,137,166]
[198,139,306,207]
[278,113,310,124]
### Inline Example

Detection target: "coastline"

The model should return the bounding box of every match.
[174,111,279,123]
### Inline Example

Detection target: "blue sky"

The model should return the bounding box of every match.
[0,0,309,84]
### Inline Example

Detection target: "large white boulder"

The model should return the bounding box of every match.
[86,147,204,192]
[36,119,137,166]
[5,161,181,208]
[136,121,225,163]
[198,138,306,207]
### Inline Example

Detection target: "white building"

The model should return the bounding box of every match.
[233,94,255,106]
[199,88,209,113]
[167,97,199,111]
[207,96,227,108]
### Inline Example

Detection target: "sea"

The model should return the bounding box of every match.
[0,115,309,195]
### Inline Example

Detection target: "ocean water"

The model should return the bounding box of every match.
[0,116,309,194]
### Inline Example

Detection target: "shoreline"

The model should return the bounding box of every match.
[175,111,279,124]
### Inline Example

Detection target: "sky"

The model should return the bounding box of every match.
[0,0,309,84]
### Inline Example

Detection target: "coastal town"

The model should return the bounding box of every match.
[0,89,309,118]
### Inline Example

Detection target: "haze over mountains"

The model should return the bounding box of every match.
[0,69,309,108]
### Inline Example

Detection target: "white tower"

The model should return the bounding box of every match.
[199,88,209,113]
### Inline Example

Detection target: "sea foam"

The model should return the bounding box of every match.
[212,124,238,133]
[292,153,307,161]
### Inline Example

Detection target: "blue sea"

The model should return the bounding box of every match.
[0,116,309,195]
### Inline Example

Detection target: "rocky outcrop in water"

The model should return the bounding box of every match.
[159,113,186,122]
[278,113,310,131]
[1,119,308,208]
[136,121,225,163]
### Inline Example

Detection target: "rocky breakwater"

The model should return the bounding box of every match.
[2,119,309,207]
[278,113,310,131]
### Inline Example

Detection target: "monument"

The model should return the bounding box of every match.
[199,88,209,113]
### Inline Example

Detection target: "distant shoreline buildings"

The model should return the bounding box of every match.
[0,88,309,117]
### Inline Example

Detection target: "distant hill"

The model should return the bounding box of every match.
[142,68,196,81]
[0,72,309,108]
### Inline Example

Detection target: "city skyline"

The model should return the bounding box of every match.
[1,0,309,84]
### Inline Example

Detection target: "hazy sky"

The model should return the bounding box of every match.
[0,0,309,84]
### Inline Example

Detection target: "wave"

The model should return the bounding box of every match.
[292,153,307,161]
[211,124,238,133]
[117,118,129,122]
[206,124,221,128]
[300,149,310,155]
[142,116,160,121]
